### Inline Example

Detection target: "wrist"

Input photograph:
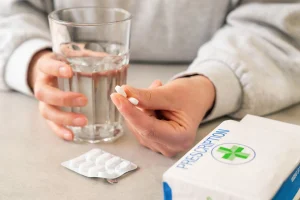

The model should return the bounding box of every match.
[170,75,216,124]
[187,75,216,113]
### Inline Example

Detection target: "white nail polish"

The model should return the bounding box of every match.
[128,97,139,105]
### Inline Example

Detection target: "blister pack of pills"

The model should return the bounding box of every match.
[61,149,138,180]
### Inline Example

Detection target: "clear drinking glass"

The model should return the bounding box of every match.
[48,7,132,143]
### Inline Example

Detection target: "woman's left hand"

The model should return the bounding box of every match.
[110,76,215,157]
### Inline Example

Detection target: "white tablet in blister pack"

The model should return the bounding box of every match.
[62,149,138,179]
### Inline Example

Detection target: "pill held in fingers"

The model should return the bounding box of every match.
[115,85,127,98]
[114,85,139,106]
[128,97,139,105]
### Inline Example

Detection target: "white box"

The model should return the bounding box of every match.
[163,119,300,200]
[241,115,300,134]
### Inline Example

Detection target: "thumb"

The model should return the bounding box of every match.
[122,81,172,110]
[138,80,163,115]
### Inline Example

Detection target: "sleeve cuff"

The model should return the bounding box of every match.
[4,38,52,96]
[172,61,242,122]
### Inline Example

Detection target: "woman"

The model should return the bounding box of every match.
[1,0,300,156]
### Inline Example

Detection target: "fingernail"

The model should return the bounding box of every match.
[73,97,87,106]
[73,117,87,126]
[63,132,73,140]
[128,97,139,105]
[111,94,122,109]
[59,66,70,77]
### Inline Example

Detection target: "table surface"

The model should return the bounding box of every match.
[1,64,300,200]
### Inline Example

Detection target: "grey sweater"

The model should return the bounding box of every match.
[1,0,300,120]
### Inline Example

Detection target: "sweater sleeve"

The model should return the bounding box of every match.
[0,1,52,95]
[174,1,300,120]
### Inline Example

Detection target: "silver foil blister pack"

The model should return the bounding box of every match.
[62,149,138,180]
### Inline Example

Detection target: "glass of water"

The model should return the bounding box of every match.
[48,8,131,143]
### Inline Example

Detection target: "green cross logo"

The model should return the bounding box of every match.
[217,145,250,161]
[212,143,255,165]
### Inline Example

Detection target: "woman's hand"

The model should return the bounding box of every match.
[110,76,215,157]
[28,50,88,140]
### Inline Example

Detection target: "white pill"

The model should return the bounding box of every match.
[115,161,131,173]
[79,161,94,173]
[88,165,105,177]
[98,171,113,179]
[128,97,139,105]
[86,149,102,162]
[69,156,86,168]
[95,153,112,165]
[115,85,127,98]
[105,157,122,170]
[119,161,131,169]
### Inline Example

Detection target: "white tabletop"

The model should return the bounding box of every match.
[1,64,300,200]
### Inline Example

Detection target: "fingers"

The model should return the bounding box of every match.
[39,102,88,126]
[60,43,108,58]
[124,80,163,148]
[150,142,178,157]
[38,54,73,78]
[149,79,163,88]
[35,83,87,107]
[122,83,172,110]
[125,121,147,146]
[46,120,73,141]
[111,93,184,145]
[126,119,177,157]
[126,120,174,156]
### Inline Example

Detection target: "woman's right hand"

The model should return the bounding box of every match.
[28,50,88,141]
